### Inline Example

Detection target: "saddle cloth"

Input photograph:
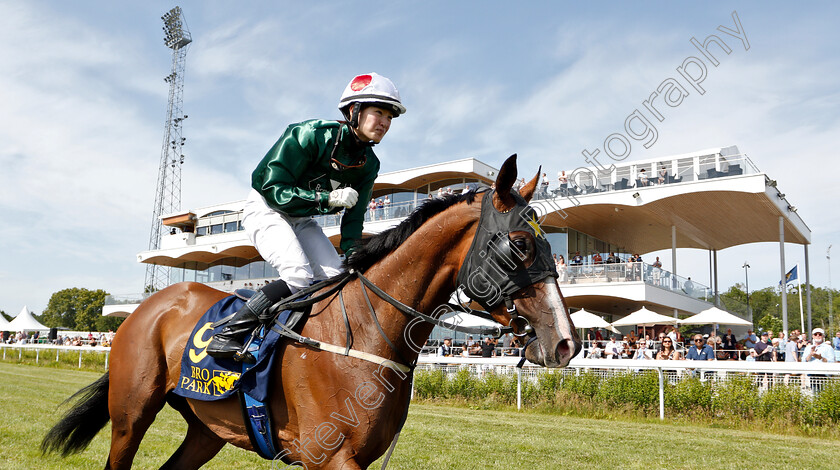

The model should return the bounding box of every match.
[172,294,302,402]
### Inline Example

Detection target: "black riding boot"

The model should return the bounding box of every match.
[206,280,292,363]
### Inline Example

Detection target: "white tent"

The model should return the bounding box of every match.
[8,305,49,331]
[571,309,620,333]
[0,314,10,330]
[612,306,679,327]
[680,307,752,326]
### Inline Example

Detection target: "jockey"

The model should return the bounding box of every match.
[207,73,405,362]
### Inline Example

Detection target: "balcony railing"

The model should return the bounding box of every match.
[532,153,760,200]
[559,261,714,301]
[313,199,422,229]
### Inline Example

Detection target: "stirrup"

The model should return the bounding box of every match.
[234,349,256,364]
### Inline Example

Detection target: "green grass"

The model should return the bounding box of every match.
[3,362,839,469]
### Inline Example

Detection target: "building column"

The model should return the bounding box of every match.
[780,216,788,337]
[805,244,812,334]
[672,225,678,319]
[713,249,719,306]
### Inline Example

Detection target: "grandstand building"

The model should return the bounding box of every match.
[106,147,812,341]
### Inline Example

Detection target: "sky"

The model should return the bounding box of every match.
[1,1,838,316]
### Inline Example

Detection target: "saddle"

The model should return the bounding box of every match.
[173,294,310,459]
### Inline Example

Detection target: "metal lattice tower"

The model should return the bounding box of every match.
[145,6,192,292]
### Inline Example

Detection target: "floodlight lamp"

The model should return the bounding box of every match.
[632,192,640,199]
[767,179,777,188]
[788,205,797,212]
[777,193,785,199]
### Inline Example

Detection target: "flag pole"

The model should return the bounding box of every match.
[797,264,804,333]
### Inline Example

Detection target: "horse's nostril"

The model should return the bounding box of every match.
[554,339,579,365]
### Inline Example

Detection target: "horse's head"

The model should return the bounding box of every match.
[456,155,581,367]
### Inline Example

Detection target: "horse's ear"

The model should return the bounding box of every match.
[519,166,541,203]
[492,154,518,211]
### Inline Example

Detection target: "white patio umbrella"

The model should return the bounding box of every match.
[611,306,679,327]
[571,309,620,333]
[680,306,752,326]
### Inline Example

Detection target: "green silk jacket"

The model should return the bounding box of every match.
[251,119,380,253]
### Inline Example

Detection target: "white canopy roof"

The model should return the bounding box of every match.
[612,306,679,327]
[680,307,752,326]
[571,309,620,334]
[571,309,611,329]
[8,305,49,331]
[442,312,500,329]
[0,314,10,330]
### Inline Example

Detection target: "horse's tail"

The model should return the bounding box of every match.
[41,372,111,457]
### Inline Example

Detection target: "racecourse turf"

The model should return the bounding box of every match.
[1,362,837,469]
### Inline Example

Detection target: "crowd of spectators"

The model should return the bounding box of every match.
[583,326,839,364]
[2,330,115,347]
[432,334,524,358]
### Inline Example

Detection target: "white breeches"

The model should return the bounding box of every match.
[243,189,344,292]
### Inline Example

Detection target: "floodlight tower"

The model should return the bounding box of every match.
[145,6,192,292]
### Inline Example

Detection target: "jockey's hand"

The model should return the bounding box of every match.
[328,187,359,208]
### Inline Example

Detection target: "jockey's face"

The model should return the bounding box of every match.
[354,105,394,143]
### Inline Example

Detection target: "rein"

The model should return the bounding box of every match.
[264,269,514,373]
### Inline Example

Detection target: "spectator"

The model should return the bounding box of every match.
[803,328,835,393]
[571,251,583,266]
[833,331,840,351]
[621,339,633,359]
[683,277,694,295]
[784,334,801,362]
[604,336,622,359]
[633,340,652,360]
[589,342,604,359]
[658,165,668,185]
[557,171,568,195]
[438,337,453,357]
[656,337,682,360]
[686,334,715,361]
[743,329,758,349]
[803,328,835,363]
[592,252,603,265]
[639,168,649,186]
[480,337,496,358]
[606,253,617,264]
[752,331,773,361]
[557,255,568,282]
[722,328,737,356]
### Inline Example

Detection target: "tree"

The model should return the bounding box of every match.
[41,288,112,331]
[0,310,10,322]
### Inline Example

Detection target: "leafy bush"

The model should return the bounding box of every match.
[666,376,712,414]
[758,383,805,422]
[595,371,659,411]
[714,374,759,419]
[560,371,601,399]
[812,379,840,426]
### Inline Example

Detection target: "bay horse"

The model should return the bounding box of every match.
[42,155,580,469]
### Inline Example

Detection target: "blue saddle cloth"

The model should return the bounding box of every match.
[172,294,297,403]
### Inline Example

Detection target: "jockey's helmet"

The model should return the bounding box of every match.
[339,73,405,127]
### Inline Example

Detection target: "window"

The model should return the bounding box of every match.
[224,221,238,233]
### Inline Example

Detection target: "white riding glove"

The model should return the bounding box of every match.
[328,187,359,208]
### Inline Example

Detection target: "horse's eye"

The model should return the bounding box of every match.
[513,239,528,252]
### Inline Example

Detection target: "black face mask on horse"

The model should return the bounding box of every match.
[456,188,558,314]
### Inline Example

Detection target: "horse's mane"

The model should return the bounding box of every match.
[345,189,481,273]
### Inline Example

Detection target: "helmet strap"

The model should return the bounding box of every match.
[350,103,362,128]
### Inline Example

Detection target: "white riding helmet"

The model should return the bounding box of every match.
[338,73,406,123]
